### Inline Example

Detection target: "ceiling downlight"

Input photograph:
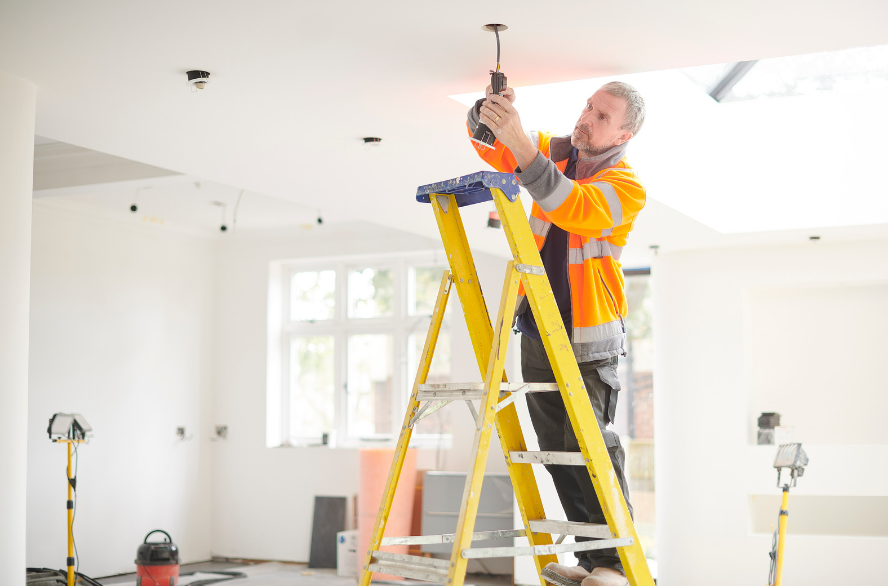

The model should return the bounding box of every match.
[186,70,211,91]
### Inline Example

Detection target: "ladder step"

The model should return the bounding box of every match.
[382,528,526,546]
[528,519,613,539]
[418,382,559,400]
[461,537,634,559]
[368,551,448,582]
[382,529,526,546]
[510,451,586,466]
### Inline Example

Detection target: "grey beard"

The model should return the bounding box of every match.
[578,143,614,157]
[572,132,612,157]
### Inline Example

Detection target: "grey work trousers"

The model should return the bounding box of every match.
[520,335,633,575]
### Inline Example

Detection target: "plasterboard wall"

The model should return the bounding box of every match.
[653,238,888,586]
[211,222,516,562]
[26,202,216,577]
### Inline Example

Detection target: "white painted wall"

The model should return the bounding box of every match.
[212,222,516,562]
[653,238,888,586]
[0,70,37,585]
[27,202,216,577]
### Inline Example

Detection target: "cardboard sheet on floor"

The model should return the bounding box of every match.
[309,496,347,568]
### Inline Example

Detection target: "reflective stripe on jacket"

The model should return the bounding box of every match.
[467,120,646,361]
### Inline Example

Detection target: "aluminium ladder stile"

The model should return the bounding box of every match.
[358,171,654,586]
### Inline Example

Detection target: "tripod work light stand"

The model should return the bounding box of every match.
[768,443,809,586]
[47,413,92,586]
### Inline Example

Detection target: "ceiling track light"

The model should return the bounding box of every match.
[186,70,211,91]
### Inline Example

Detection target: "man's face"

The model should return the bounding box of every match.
[571,90,633,156]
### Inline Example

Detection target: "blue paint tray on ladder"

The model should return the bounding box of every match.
[416,171,520,207]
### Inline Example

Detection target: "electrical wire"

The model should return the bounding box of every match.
[494,25,501,73]
[140,559,161,586]
[233,189,244,233]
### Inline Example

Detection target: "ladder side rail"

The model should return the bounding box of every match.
[445,262,522,586]
[493,190,654,586]
[430,194,496,375]
[358,271,454,586]
[431,190,558,585]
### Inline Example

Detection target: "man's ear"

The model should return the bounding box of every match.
[614,131,633,146]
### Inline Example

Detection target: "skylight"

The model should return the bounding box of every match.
[447,56,888,235]
[682,43,888,102]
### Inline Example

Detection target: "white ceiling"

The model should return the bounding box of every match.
[5,0,888,260]
[34,174,321,238]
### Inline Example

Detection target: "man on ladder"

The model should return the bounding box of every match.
[467,81,647,586]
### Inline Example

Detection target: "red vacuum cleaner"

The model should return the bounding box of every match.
[135,530,179,586]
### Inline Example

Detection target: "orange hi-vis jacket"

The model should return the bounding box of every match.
[468,121,646,361]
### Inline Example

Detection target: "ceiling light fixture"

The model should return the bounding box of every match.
[186,70,211,91]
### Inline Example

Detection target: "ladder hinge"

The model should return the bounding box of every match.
[515,263,545,276]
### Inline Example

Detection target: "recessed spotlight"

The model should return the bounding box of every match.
[186,70,211,91]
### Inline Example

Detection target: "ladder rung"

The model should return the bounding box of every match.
[510,451,586,466]
[368,551,448,582]
[382,528,526,546]
[372,550,449,569]
[367,562,446,583]
[528,519,612,539]
[461,537,634,559]
[418,382,559,400]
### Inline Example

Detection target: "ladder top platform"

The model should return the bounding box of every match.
[416,171,520,206]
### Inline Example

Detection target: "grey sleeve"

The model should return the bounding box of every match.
[515,152,575,212]
[467,98,485,134]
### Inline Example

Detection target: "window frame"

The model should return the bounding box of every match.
[269,250,453,449]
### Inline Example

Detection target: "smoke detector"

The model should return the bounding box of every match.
[186,70,211,91]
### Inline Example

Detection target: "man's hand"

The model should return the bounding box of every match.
[479,93,538,171]
[486,85,516,104]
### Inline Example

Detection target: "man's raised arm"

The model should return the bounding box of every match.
[466,87,535,173]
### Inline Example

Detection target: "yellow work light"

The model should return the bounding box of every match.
[47,413,92,586]
[768,443,808,586]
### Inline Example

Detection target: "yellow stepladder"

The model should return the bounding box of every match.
[359,172,654,586]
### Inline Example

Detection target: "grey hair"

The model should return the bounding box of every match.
[599,81,646,136]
